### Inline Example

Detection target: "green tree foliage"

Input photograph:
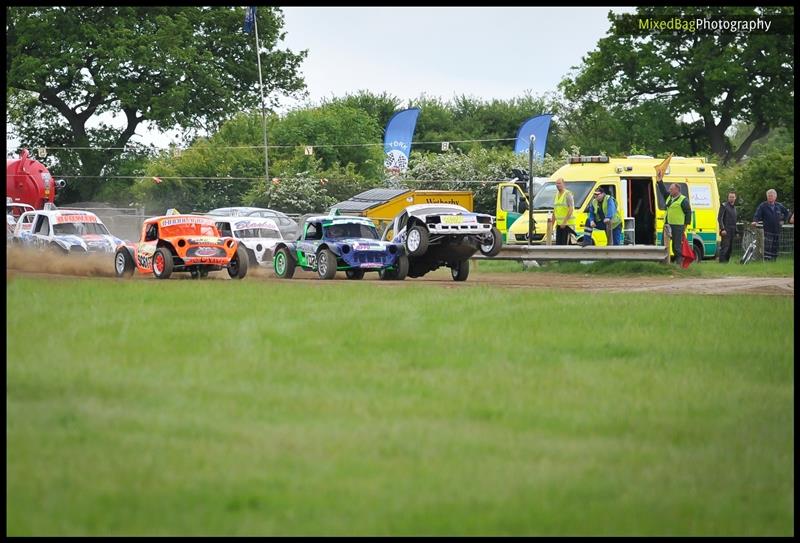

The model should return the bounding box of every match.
[324,90,403,132]
[269,103,385,179]
[560,6,794,165]
[132,108,385,213]
[409,93,562,155]
[556,96,704,157]
[6,6,306,202]
[716,144,794,221]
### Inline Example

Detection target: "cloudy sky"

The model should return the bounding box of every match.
[8,6,636,151]
[278,6,635,107]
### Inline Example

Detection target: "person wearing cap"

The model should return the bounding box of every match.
[581,187,623,246]
[656,171,691,265]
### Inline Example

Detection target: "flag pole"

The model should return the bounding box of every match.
[252,9,269,193]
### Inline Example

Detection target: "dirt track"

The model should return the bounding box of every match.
[6,247,793,296]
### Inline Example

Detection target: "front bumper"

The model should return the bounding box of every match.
[340,249,399,270]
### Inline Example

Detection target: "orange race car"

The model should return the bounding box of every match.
[114,213,248,279]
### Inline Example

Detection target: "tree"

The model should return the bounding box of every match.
[269,103,385,179]
[560,6,794,165]
[6,6,306,201]
[717,144,794,221]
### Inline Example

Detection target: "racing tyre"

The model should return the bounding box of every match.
[317,249,338,280]
[346,269,365,280]
[405,225,429,256]
[394,254,409,280]
[152,247,174,279]
[49,242,67,256]
[274,247,296,279]
[378,268,395,280]
[114,247,135,278]
[451,259,470,282]
[227,246,249,279]
[479,226,503,257]
[199,268,209,278]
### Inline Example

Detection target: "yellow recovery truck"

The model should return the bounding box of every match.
[332,188,473,232]
[495,155,720,261]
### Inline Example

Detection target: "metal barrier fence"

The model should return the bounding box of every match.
[726,223,794,263]
[59,206,147,242]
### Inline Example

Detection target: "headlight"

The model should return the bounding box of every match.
[341,244,351,254]
[387,245,398,254]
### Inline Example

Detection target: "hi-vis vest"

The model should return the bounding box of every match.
[666,194,687,225]
[590,195,622,228]
[554,190,575,227]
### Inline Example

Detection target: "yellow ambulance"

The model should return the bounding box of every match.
[495,155,720,261]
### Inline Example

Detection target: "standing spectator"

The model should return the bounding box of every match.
[752,189,790,261]
[717,190,738,263]
[551,178,575,245]
[656,172,692,266]
[581,187,623,246]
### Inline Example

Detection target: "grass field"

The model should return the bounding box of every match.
[6,276,794,536]
[474,257,795,277]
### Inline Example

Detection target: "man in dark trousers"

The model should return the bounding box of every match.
[752,189,791,261]
[717,190,738,263]
[656,171,692,265]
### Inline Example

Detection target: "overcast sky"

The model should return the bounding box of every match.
[8,6,636,152]
[278,6,635,108]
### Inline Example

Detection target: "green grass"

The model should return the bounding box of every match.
[474,257,794,277]
[6,277,794,536]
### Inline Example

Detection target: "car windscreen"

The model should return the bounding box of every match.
[161,223,219,237]
[53,222,110,236]
[532,181,594,211]
[235,228,281,239]
[324,223,379,240]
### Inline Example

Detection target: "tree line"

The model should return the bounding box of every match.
[7,6,794,218]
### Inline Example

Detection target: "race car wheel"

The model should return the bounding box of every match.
[479,226,503,257]
[114,247,135,278]
[199,268,209,278]
[152,247,174,279]
[394,254,409,280]
[345,269,365,280]
[227,246,249,279]
[379,254,408,281]
[317,249,337,280]
[190,268,200,279]
[451,259,470,282]
[49,242,67,256]
[274,247,296,279]
[405,225,429,256]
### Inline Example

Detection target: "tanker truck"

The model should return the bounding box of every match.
[6,148,65,209]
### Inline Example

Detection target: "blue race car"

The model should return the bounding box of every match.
[272,215,407,280]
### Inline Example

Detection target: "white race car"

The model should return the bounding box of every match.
[13,208,123,254]
[6,201,35,240]
[210,216,284,266]
[381,204,502,281]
